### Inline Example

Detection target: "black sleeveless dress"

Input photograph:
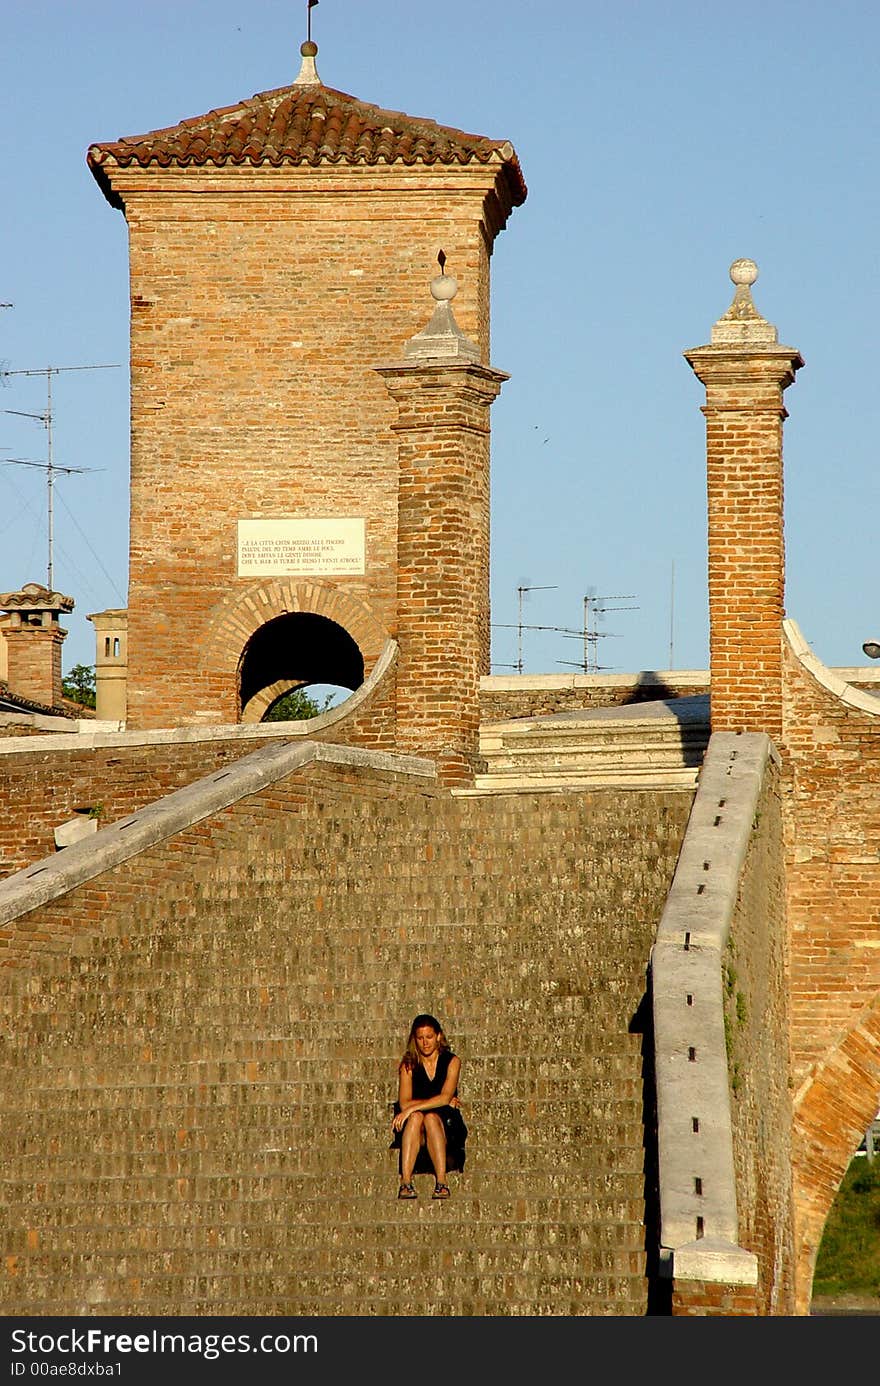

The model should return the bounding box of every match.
[390,1048,468,1174]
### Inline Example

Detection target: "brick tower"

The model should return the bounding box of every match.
[685,260,803,743]
[87,39,525,741]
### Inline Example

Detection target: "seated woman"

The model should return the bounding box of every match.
[390,1013,467,1200]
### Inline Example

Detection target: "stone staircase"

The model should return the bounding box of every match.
[0,776,692,1316]
[475,696,710,792]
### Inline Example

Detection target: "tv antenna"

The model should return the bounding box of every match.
[557,592,639,674]
[492,584,561,673]
[1,363,119,588]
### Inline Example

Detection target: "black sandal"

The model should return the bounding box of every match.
[432,1182,450,1200]
[397,1181,417,1199]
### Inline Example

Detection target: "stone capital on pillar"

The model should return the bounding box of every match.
[377,263,508,408]
[685,258,803,400]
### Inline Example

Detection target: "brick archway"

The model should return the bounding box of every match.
[793,1006,880,1314]
[200,580,390,720]
[238,611,364,720]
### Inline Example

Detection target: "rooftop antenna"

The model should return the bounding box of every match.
[557,591,638,673]
[1,363,119,588]
[492,584,576,673]
[515,584,556,674]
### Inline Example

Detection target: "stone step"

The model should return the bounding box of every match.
[0,1030,638,1064]
[3,1145,644,1179]
[0,1242,643,1280]
[3,1056,631,1089]
[6,1112,641,1149]
[475,697,709,790]
[1,1276,648,1318]
[4,1218,641,1254]
[2,1186,646,1225]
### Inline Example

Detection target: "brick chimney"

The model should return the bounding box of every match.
[0,582,74,709]
[377,263,507,784]
[685,260,803,743]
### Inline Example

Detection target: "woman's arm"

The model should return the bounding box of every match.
[397,1063,413,1109]
[392,1056,461,1130]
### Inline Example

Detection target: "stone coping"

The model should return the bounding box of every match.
[784,619,880,714]
[483,695,710,731]
[651,730,774,1285]
[481,670,708,692]
[0,740,435,930]
[0,642,399,756]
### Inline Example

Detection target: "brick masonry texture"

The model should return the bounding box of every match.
[381,364,504,780]
[2,628,66,709]
[480,675,711,722]
[780,640,880,1312]
[104,163,507,732]
[686,349,801,743]
[672,1279,758,1316]
[722,757,795,1316]
[0,698,393,881]
[0,762,690,1316]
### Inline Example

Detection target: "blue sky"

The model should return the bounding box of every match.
[1,0,878,681]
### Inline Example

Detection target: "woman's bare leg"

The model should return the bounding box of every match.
[423,1113,447,1184]
[400,1112,425,1184]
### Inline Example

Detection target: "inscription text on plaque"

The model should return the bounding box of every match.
[237,519,366,577]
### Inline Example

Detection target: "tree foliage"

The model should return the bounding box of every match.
[263,686,333,722]
[61,663,96,709]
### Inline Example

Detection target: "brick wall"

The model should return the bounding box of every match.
[671,1279,758,1315]
[780,631,880,1311]
[0,692,394,879]
[723,756,795,1315]
[106,165,504,730]
[480,673,710,722]
[0,760,691,1316]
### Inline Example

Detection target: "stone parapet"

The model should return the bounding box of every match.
[652,730,791,1313]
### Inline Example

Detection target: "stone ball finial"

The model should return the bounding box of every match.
[730,258,758,288]
[301,40,318,57]
[430,271,458,303]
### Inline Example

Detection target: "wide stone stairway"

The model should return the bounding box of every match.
[0,772,692,1316]
[477,697,710,791]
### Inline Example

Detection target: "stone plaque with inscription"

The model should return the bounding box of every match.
[237,519,366,577]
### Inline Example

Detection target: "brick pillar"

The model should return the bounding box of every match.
[685,260,802,743]
[377,267,507,784]
[0,582,74,709]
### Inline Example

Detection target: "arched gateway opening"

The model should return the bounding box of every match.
[238,612,364,722]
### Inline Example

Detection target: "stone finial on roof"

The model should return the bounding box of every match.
[710,258,779,346]
[404,256,481,363]
[294,40,321,87]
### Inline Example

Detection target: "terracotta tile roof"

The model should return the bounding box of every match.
[87,81,527,208]
[0,683,79,720]
[0,582,74,613]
